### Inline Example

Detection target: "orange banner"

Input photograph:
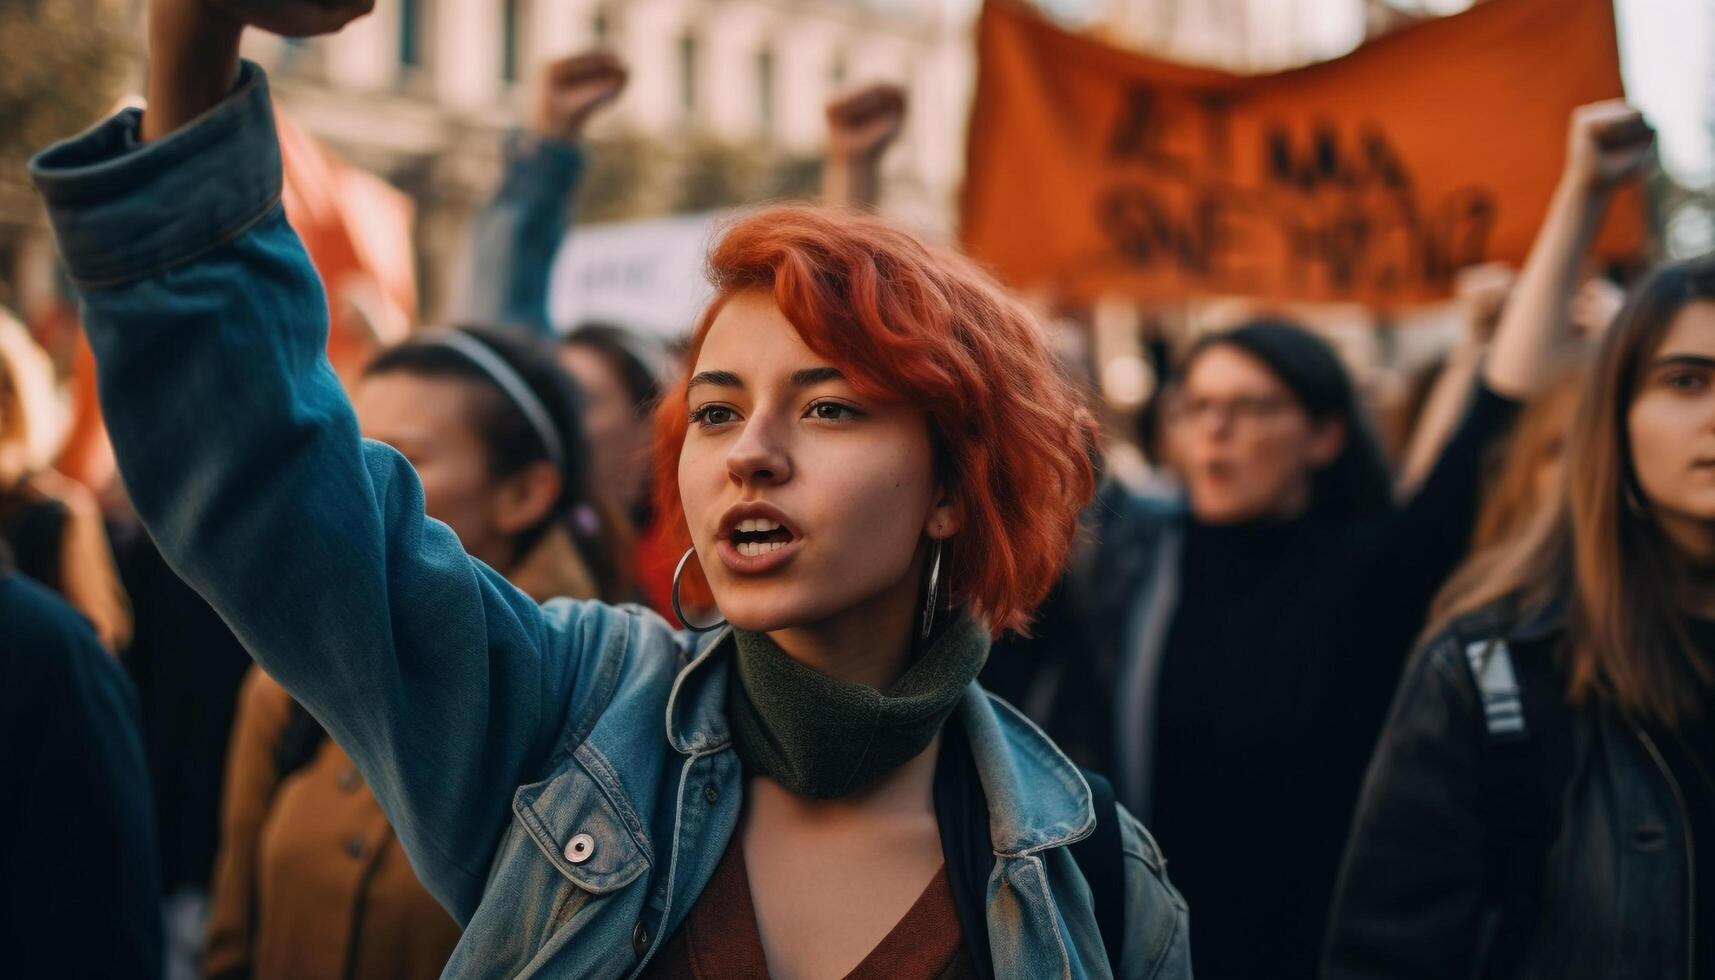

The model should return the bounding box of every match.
[961,0,1646,307]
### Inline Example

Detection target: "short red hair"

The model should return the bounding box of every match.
[654,204,1097,636]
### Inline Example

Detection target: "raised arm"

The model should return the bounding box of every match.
[458,50,628,334]
[1396,263,1511,494]
[1346,102,1655,673]
[821,83,906,210]
[1482,100,1654,398]
[30,0,625,920]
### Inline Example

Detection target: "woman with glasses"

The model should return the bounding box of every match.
[1028,101,1654,979]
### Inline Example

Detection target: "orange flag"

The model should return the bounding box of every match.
[961,0,1647,307]
[275,107,417,379]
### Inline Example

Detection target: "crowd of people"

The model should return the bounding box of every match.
[3,1,1710,979]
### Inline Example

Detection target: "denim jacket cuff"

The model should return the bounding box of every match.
[499,130,585,203]
[30,60,282,289]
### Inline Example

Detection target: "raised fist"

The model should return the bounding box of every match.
[530,51,629,141]
[204,0,375,37]
[143,0,376,142]
[1565,100,1655,191]
[825,83,907,163]
[1570,276,1626,338]
[1453,262,1515,343]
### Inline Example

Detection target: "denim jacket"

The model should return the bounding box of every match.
[32,64,1190,979]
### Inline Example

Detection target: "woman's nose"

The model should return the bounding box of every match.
[726,416,792,486]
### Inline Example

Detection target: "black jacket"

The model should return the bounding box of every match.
[986,385,1518,980]
[1326,601,1699,980]
[0,565,164,979]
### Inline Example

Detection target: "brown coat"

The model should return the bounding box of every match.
[203,524,599,979]
[203,667,462,980]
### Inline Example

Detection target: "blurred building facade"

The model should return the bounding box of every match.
[244,0,973,323]
[1096,0,1367,70]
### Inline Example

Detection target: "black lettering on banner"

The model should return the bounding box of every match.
[1109,86,1191,177]
[1099,84,1497,298]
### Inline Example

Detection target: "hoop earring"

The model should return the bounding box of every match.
[672,547,727,634]
[921,539,944,641]
[1624,482,1648,517]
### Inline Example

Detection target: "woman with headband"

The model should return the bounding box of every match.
[204,325,631,979]
[35,2,1189,977]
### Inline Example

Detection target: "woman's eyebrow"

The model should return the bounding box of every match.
[686,369,743,393]
[789,366,846,388]
[686,366,845,393]
[1652,353,1715,371]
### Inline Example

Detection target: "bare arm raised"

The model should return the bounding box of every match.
[1482,100,1654,398]
[821,83,906,210]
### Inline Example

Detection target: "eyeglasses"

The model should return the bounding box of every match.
[1165,393,1294,428]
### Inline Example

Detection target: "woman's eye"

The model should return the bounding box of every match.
[690,405,737,427]
[806,401,861,422]
[1665,371,1710,394]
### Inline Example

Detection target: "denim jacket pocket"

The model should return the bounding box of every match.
[444,745,656,975]
[513,741,653,896]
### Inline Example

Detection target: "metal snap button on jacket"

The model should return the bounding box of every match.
[631,921,650,956]
[702,783,719,805]
[564,833,595,864]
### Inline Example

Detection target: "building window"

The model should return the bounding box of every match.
[502,0,523,83]
[400,0,426,69]
[756,46,775,135]
[679,33,697,115]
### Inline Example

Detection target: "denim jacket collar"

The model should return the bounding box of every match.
[664,626,735,756]
[663,627,1094,855]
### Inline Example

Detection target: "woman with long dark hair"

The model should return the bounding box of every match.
[1326,254,1715,980]
[34,2,1190,976]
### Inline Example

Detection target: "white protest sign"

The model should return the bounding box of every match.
[547,210,729,339]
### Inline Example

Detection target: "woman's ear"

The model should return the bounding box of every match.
[925,487,963,541]
[1308,418,1349,469]
[493,460,564,536]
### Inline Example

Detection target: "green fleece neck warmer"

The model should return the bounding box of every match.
[726,614,989,800]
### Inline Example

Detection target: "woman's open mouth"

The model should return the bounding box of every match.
[729,518,794,556]
[716,514,803,574]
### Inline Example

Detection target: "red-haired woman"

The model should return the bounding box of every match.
[1327,254,1715,980]
[30,2,1189,977]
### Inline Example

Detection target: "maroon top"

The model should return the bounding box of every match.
[642,837,978,979]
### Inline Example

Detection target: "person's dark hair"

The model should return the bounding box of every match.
[1182,318,1393,518]
[1431,254,1715,727]
[564,320,667,415]
[283,329,640,782]
[365,324,631,600]
[1134,336,1176,468]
